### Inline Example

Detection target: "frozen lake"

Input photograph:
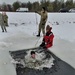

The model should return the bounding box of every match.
[0,12,75,75]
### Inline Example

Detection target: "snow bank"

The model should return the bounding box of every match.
[0,50,16,75]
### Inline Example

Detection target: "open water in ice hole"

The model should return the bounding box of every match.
[9,47,75,75]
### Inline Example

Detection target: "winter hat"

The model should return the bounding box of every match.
[46,25,52,31]
[2,12,6,15]
[42,7,46,11]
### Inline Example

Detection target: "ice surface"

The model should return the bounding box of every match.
[0,12,75,75]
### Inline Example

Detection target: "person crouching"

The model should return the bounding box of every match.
[40,25,54,49]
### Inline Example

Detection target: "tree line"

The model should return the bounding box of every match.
[0,0,75,12]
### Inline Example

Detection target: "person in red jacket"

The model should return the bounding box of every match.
[40,25,54,49]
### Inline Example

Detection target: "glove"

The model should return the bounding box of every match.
[40,42,45,47]
[43,46,47,49]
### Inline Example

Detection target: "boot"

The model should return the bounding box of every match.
[2,30,4,32]
[40,42,45,47]
[5,30,7,32]
[36,32,40,37]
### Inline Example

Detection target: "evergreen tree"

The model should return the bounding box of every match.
[27,2,32,11]
[13,1,20,11]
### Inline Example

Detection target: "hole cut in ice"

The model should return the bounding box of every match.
[10,47,54,70]
[25,49,54,70]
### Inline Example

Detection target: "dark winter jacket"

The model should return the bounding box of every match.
[37,11,48,25]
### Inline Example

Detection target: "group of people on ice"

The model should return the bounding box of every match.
[17,7,54,69]
[0,7,54,69]
[35,7,54,49]
[0,7,54,49]
[25,7,54,68]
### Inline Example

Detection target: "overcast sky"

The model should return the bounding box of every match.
[0,0,75,5]
[0,0,40,4]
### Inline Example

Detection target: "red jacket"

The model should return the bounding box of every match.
[43,32,54,48]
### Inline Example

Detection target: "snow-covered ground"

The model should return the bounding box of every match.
[0,12,75,75]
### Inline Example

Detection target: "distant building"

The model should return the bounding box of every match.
[16,7,29,12]
[69,8,75,13]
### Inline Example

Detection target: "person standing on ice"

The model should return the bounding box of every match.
[0,12,7,32]
[40,25,54,49]
[2,12,8,27]
[35,7,48,37]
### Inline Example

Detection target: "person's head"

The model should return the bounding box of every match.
[30,51,36,58]
[42,7,46,12]
[46,25,52,32]
[2,12,6,15]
